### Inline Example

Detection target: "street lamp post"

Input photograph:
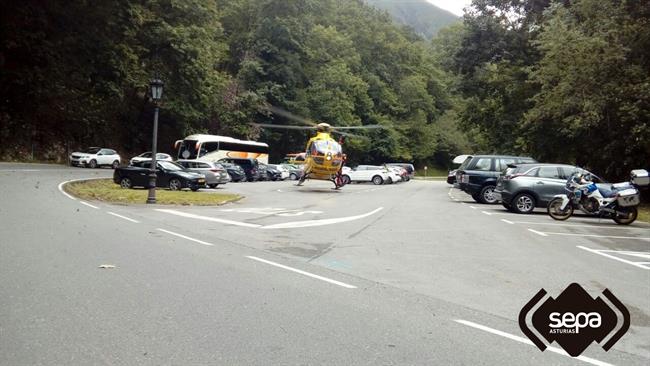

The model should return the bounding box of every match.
[147,78,164,204]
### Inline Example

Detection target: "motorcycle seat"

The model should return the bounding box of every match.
[597,185,618,198]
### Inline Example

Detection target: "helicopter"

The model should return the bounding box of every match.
[254,107,382,189]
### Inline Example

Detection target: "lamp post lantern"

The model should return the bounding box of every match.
[147,78,164,204]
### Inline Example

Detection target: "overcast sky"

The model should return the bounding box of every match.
[426,0,472,17]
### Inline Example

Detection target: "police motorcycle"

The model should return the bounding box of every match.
[547,169,649,225]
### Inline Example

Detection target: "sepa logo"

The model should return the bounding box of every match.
[519,283,630,357]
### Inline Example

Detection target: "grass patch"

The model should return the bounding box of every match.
[638,203,650,223]
[65,178,241,206]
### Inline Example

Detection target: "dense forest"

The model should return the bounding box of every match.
[1,0,649,179]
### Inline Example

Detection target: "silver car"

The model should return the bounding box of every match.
[176,160,231,188]
[494,163,600,214]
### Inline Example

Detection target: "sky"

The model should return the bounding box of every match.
[426,0,472,17]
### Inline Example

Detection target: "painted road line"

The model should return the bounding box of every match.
[469,206,477,209]
[246,256,356,289]
[454,320,613,366]
[577,246,650,270]
[155,209,262,228]
[107,212,140,223]
[482,211,493,216]
[57,180,77,201]
[501,219,514,224]
[157,228,213,246]
[508,221,650,230]
[528,229,548,237]
[261,207,383,229]
[541,231,650,241]
[80,201,99,209]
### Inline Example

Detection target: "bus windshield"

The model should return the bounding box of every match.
[178,140,199,159]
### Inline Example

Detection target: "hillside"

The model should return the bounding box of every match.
[365,0,460,39]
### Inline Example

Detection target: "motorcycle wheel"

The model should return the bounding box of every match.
[547,198,573,221]
[613,206,637,225]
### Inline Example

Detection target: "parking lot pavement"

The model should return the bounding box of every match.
[3,165,649,365]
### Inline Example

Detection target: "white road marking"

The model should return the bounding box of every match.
[481,211,493,216]
[528,229,548,237]
[107,212,140,223]
[469,206,477,209]
[157,228,213,246]
[57,180,77,201]
[507,220,649,230]
[454,320,613,366]
[540,231,650,241]
[262,207,383,229]
[245,256,356,289]
[460,202,466,205]
[155,209,262,228]
[501,219,514,224]
[577,246,650,270]
[80,201,99,209]
[0,169,41,172]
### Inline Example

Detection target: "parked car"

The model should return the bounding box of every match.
[385,165,403,183]
[176,160,230,188]
[341,165,391,185]
[495,164,601,213]
[70,147,121,169]
[130,152,173,165]
[448,155,473,185]
[218,158,261,182]
[268,164,290,180]
[455,155,537,204]
[220,162,246,182]
[113,160,205,191]
[281,164,304,180]
[385,163,415,180]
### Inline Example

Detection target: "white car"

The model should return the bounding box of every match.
[386,166,404,183]
[70,147,121,169]
[341,165,391,185]
[130,152,173,165]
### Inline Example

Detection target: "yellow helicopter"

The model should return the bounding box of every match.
[254,107,382,189]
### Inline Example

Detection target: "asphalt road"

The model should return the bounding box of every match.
[1,162,648,365]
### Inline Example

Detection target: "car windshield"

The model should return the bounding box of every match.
[140,152,152,158]
[159,161,184,171]
[85,147,101,154]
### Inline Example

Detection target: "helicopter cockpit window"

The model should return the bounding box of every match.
[310,140,342,155]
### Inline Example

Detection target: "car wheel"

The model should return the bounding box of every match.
[88,159,98,169]
[387,177,393,184]
[169,178,182,191]
[512,193,536,214]
[190,186,199,192]
[208,184,218,188]
[290,173,297,180]
[372,175,383,185]
[478,185,497,204]
[119,177,132,189]
[342,175,351,185]
[111,160,120,169]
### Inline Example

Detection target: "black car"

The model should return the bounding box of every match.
[218,158,261,182]
[219,162,246,182]
[455,155,537,204]
[113,160,205,191]
[259,163,283,181]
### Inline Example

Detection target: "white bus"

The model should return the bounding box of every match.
[174,134,269,164]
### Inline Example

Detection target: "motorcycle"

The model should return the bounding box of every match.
[547,171,642,225]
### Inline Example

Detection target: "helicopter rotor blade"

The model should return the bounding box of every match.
[263,105,318,127]
[332,125,384,130]
[331,130,368,140]
[251,123,315,130]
